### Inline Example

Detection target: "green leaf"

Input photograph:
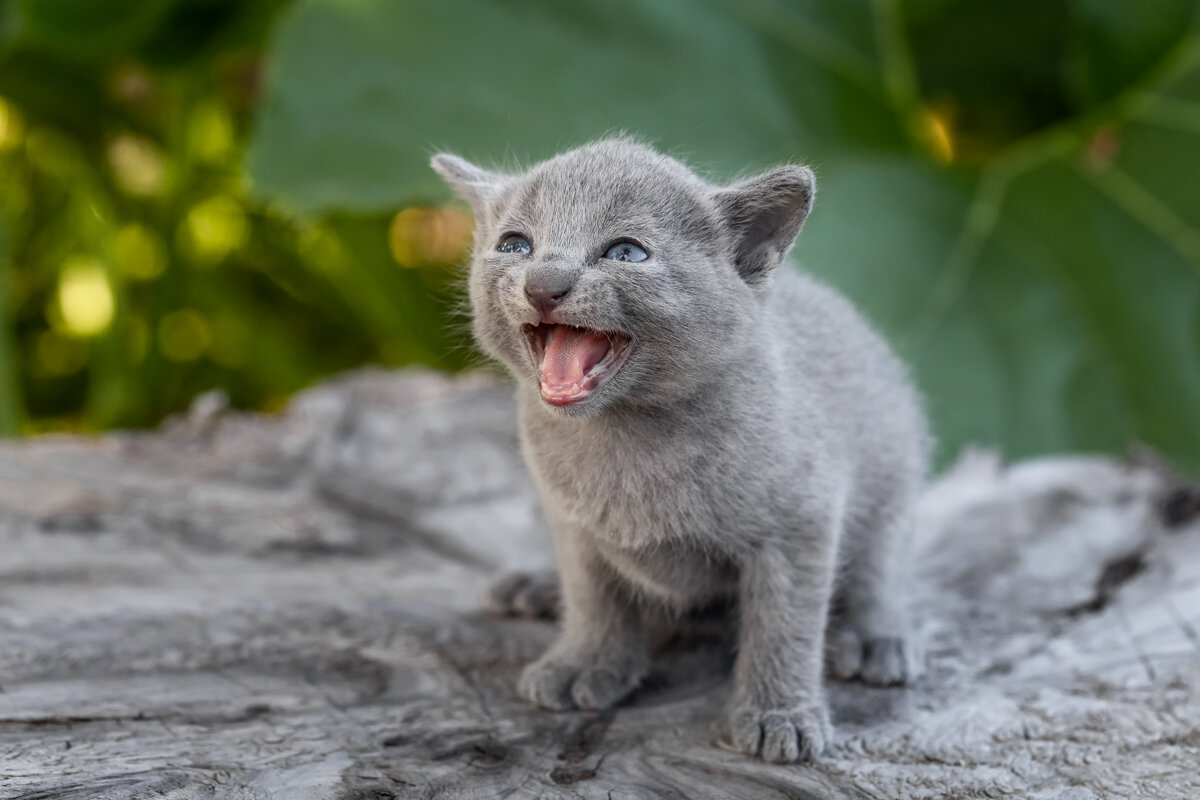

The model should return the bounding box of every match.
[903,0,1074,154]
[1065,0,1200,107]
[904,0,1200,154]
[801,47,1200,470]
[246,0,905,214]
[246,0,1200,471]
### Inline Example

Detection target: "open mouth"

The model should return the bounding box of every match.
[523,323,632,406]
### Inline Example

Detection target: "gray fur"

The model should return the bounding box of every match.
[432,139,930,763]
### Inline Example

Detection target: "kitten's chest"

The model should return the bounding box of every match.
[595,539,739,606]
[522,416,728,548]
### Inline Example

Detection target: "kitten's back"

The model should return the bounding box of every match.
[769,267,929,495]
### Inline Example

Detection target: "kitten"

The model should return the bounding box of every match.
[433,139,929,763]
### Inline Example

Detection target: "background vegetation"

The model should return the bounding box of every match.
[2,0,1199,472]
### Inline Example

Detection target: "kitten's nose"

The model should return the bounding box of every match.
[524,272,573,319]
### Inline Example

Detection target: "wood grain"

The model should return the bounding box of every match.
[1,369,1197,799]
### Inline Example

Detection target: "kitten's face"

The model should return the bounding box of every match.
[433,140,813,416]
[464,142,754,415]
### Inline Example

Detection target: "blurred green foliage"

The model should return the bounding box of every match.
[2,0,1199,474]
[248,0,1200,471]
[0,0,473,434]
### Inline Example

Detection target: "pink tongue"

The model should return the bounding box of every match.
[540,326,612,389]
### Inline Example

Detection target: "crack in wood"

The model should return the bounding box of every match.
[1064,551,1148,617]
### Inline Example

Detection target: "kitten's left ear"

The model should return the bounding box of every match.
[713,165,815,285]
[431,153,506,217]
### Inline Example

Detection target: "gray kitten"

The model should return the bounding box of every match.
[432,139,929,763]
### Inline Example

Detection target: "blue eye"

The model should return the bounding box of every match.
[603,240,649,263]
[498,234,532,254]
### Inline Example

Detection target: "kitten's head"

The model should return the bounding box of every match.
[432,139,814,415]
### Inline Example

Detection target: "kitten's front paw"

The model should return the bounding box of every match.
[727,701,831,763]
[519,652,645,711]
[830,629,917,686]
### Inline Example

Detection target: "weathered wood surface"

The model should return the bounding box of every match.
[1,368,1198,800]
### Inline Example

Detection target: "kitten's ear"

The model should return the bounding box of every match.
[713,165,815,284]
[430,153,505,217]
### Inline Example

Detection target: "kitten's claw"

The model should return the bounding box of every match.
[481,569,560,619]
[726,702,831,763]
[830,629,916,685]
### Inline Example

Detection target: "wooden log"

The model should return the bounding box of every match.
[1,369,1197,799]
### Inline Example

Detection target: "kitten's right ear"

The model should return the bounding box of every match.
[431,154,505,217]
[713,165,815,285]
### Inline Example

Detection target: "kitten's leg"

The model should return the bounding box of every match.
[481,568,561,619]
[829,502,919,686]
[518,529,646,711]
[727,534,836,763]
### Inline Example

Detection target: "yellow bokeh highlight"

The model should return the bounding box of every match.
[186,101,234,162]
[158,309,211,362]
[920,109,954,164]
[388,206,472,268]
[107,134,167,196]
[56,258,115,337]
[114,224,167,280]
[0,96,24,151]
[181,195,248,264]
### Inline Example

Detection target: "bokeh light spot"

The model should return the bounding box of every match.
[186,101,234,162]
[1085,125,1121,171]
[114,224,167,280]
[0,96,24,150]
[56,258,115,337]
[921,109,955,164]
[107,134,167,196]
[180,195,248,264]
[158,310,211,362]
[388,206,472,268]
[110,64,155,106]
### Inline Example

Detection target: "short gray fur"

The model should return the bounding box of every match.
[433,139,931,762]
